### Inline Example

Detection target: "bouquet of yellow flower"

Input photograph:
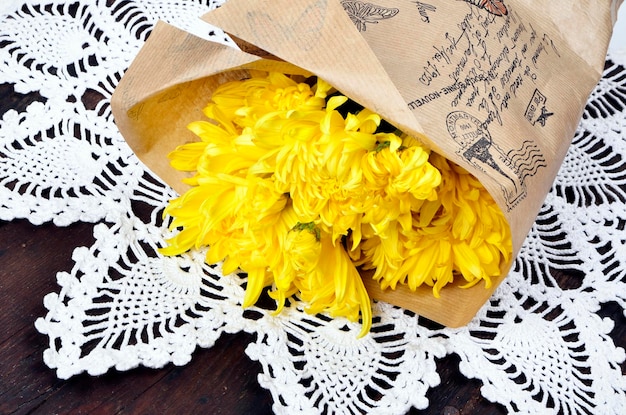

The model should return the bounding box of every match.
[159,71,511,335]
[111,0,615,333]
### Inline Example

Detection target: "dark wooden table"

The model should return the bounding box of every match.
[1,83,624,414]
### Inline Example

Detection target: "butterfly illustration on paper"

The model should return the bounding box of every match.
[340,0,399,32]
[462,0,508,16]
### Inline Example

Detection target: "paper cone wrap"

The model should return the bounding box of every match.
[111,0,621,326]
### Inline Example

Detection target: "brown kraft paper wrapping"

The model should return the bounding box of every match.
[111,0,622,326]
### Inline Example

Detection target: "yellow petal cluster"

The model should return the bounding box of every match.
[161,71,512,336]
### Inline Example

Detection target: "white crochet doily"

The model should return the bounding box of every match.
[1,1,625,414]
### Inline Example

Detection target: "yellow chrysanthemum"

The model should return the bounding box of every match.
[161,71,512,336]
[354,151,512,297]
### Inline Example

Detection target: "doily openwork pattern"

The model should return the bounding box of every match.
[1,1,625,414]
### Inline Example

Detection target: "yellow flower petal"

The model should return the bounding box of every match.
[161,71,512,336]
